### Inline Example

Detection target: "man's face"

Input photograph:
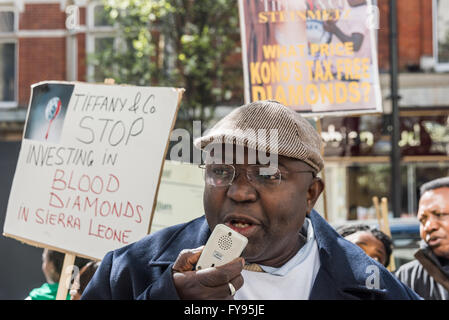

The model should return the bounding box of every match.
[203,146,324,268]
[418,187,449,259]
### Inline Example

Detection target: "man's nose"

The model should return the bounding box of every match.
[226,171,257,202]
[424,215,439,233]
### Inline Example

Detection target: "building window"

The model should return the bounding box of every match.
[0,10,14,32]
[433,0,449,72]
[86,2,117,82]
[92,36,115,82]
[93,3,114,27]
[0,8,17,107]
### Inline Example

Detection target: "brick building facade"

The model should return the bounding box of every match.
[0,1,90,112]
[378,0,434,71]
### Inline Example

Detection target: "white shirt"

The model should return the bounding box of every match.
[234,218,321,300]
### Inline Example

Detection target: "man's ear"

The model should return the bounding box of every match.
[306,177,324,213]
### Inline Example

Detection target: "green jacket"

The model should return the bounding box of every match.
[27,283,70,300]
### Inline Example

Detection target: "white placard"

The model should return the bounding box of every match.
[150,160,205,234]
[3,81,183,260]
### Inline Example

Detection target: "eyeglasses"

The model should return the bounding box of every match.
[198,164,316,188]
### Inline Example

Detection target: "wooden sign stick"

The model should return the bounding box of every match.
[372,196,382,230]
[380,197,396,272]
[56,253,76,300]
[380,197,391,237]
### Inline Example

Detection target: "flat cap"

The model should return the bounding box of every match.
[194,100,324,172]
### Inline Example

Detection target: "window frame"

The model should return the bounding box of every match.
[0,5,18,108]
[433,0,449,72]
[86,1,117,82]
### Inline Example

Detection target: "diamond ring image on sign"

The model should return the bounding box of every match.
[44,97,62,140]
[24,83,74,143]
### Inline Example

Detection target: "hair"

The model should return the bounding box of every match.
[336,223,393,267]
[78,261,100,295]
[420,177,449,197]
[43,249,65,282]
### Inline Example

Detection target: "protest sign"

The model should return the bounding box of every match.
[238,0,382,116]
[3,81,183,261]
[150,160,205,234]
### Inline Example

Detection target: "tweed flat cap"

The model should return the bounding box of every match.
[194,100,324,172]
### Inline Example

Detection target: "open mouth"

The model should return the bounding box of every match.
[224,215,260,237]
[427,236,441,246]
[229,219,253,229]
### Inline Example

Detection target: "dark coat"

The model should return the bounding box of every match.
[396,242,449,300]
[81,210,421,300]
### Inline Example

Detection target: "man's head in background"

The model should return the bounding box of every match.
[42,249,65,284]
[337,223,393,267]
[418,177,449,259]
[194,100,325,268]
[41,249,92,284]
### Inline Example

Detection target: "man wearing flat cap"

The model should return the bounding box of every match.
[82,100,420,300]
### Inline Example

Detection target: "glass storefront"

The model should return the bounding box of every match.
[316,109,449,267]
[319,109,449,223]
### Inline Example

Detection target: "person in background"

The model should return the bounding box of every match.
[396,177,449,300]
[26,249,90,300]
[26,249,65,300]
[336,223,393,268]
[70,261,101,300]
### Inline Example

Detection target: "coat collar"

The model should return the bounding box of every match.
[148,217,211,266]
[416,241,449,277]
[308,209,387,299]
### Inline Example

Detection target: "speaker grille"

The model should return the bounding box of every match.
[218,235,232,250]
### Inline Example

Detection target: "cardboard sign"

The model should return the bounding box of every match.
[3,81,183,260]
[238,0,382,116]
